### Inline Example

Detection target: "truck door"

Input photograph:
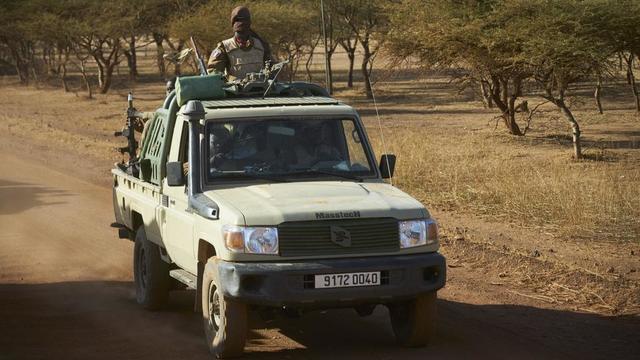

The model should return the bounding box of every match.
[160,122,197,274]
[162,179,196,274]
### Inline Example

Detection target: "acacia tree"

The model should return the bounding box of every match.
[323,0,359,88]
[72,1,139,94]
[518,0,613,159]
[121,3,144,82]
[29,1,91,92]
[331,0,387,99]
[169,0,233,75]
[252,0,320,81]
[0,1,38,84]
[33,12,74,91]
[591,0,640,112]
[155,0,210,77]
[386,0,531,135]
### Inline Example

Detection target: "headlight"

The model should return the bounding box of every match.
[223,225,279,255]
[399,219,438,248]
[245,227,279,254]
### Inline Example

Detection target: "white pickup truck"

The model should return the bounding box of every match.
[112,74,446,358]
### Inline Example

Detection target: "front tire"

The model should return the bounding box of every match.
[388,291,437,347]
[133,226,170,310]
[202,260,248,358]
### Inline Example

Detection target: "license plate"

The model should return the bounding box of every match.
[314,271,381,289]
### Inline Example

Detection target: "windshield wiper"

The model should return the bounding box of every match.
[284,169,364,182]
[241,172,290,182]
[211,171,290,183]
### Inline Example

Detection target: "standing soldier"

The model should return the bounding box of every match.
[207,6,275,80]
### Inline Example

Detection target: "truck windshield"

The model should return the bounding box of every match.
[205,117,375,182]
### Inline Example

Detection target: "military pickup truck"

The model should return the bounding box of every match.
[112,70,446,358]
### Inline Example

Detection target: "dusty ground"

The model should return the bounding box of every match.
[1,151,638,360]
[0,68,639,358]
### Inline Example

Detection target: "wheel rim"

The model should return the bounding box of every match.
[208,282,221,331]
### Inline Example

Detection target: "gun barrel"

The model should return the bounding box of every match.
[190,36,208,76]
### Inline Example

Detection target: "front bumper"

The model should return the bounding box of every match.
[212,252,446,308]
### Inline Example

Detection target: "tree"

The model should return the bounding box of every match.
[332,0,388,99]
[252,0,320,81]
[169,0,233,75]
[29,1,85,92]
[142,0,208,78]
[323,0,359,89]
[517,0,614,159]
[72,0,141,93]
[386,0,531,135]
[590,0,640,112]
[0,0,39,84]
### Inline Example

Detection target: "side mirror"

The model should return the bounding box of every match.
[379,154,396,179]
[166,161,185,186]
[139,158,152,182]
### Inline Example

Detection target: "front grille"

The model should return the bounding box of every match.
[278,218,399,257]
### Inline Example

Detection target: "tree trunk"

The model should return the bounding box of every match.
[100,63,117,94]
[625,54,640,112]
[326,47,335,94]
[126,35,138,81]
[489,77,524,136]
[327,53,333,93]
[340,39,358,88]
[15,59,29,84]
[61,63,69,92]
[172,39,185,76]
[594,74,603,114]
[95,59,105,89]
[362,61,372,99]
[305,52,314,82]
[153,33,166,78]
[347,51,355,88]
[480,80,493,108]
[556,99,582,159]
[10,45,30,85]
[361,45,374,99]
[30,65,39,85]
[165,38,184,76]
[506,96,524,136]
[79,59,92,99]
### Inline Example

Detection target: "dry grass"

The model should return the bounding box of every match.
[1,48,639,315]
[441,233,640,315]
[2,47,639,245]
[355,82,640,243]
[369,126,640,242]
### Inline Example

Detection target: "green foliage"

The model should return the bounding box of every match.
[169,0,234,55]
[251,0,320,60]
[510,0,613,87]
[388,0,527,78]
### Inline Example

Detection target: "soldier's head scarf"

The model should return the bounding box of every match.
[231,6,251,33]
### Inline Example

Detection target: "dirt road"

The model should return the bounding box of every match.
[0,152,638,360]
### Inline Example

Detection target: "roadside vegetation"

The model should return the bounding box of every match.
[2,0,639,244]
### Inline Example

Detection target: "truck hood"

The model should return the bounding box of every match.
[207,181,428,225]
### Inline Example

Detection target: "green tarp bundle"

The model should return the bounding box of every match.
[175,74,225,106]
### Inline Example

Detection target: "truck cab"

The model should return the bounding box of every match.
[111,74,446,358]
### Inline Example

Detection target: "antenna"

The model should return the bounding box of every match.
[320,0,332,94]
[366,69,393,186]
[262,60,288,98]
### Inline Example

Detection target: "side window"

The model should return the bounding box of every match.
[342,120,370,170]
[178,123,188,164]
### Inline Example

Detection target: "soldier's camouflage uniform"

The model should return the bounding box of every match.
[207,35,275,80]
